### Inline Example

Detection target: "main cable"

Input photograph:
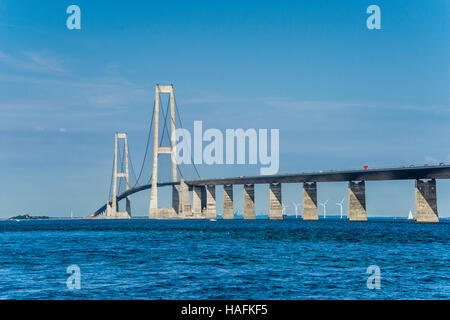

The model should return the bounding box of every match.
[134,100,155,186]
[173,95,201,179]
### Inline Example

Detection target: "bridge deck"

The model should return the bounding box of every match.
[91,164,450,216]
[186,164,450,186]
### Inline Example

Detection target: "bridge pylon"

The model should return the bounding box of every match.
[149,84,183,219]
[105,132,132,219]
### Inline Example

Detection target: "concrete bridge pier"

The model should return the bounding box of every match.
[415,179,439,223]
[348,181,367,221]
[302,182,318,220]
[243,184,256,219]
[269,183,283,220]
[206,186,216,219]
[201,186,207,216]
[179,179,192,218]
[172,185,179,214]
[126,198,131,216]
[192,186,204,218]
[106,200,112,217]
[223,184,234,219]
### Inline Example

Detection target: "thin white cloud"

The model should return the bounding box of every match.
[0,63,153,111]
[180,97,221,105]
[179,90,228,105]
[260,97,450,113]
[425,155,439,163]
[0,50,68,74]
[260,97,364,110]
[0,101,62,111]
[24,51,67,73]
[33,126,45,132]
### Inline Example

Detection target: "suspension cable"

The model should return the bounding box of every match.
[125,91,201,188]
[117,141,125,194]
[174,95,201,179]
[134,100,155,186]
[159,95,171,147]
[127,148,138,186]
[160,93,185,181]
[107,148,115,201]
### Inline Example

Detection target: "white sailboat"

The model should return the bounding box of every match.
[408,210,413,220]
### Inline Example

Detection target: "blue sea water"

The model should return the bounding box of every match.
[0,218,448,300]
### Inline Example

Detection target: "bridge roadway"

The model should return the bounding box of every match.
[92,164,450,216]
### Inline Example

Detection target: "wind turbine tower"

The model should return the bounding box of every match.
[336,198,345,219]
[319,200,328,219]
[292,202,300,219]
[282,204,289,216]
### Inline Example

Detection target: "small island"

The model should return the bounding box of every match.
[9,214,49,220]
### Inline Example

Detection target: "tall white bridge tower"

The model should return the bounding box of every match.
[149,84,182,218]
[105,132,131,218]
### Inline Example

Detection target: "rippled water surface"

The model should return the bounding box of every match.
[0,218,448,299]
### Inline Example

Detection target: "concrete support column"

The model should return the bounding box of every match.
[206,186,216,219]
[223,184,234,219]
[243,184,256,220]
[112,135,118,213]
[193,186,203,218]
[201,186,207,216]
[302,182,318,220]
[126,198,131,216]
[172,185,179,214]
[415,179,439,223]
[179,179,191,218]
[269,183,283,220]
[348,181,367,221]
[123,135,131,218]
[106,201,112,217]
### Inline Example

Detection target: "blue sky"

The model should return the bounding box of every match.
[0,0,449,218]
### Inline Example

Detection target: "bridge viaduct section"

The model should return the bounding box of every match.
[93,165,444,222]
[91,165,447,223]
[173,166,447,223]
[88,85,449,223]
[90,135,448,223]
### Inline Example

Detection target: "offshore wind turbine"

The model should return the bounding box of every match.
[292,202,300,219]
[319,200,328,219]
[282,204,289,216]
[336,198,345,219]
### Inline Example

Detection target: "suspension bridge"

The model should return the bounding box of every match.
[87,84,450,222]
